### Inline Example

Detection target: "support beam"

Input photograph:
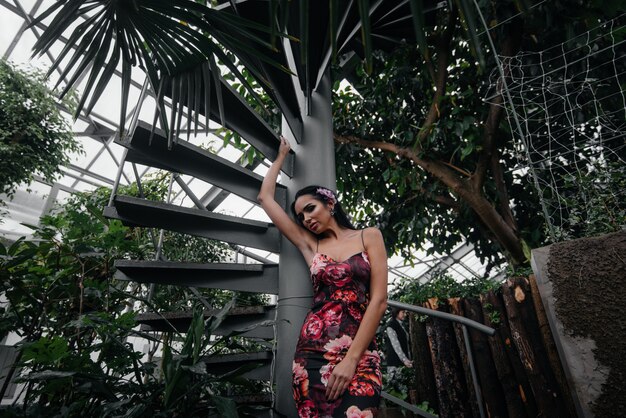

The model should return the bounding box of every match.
[417,242,475,283]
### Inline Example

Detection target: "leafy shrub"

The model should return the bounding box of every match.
[0,59,80,199]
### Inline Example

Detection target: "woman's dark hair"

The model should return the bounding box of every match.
[290,185,356,232]
[390,306,402,319]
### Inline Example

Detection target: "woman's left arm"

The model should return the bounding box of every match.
[325,227,388,401]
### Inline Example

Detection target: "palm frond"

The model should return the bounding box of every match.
[29,0,290,139]
[455,0,486,69]
[357,0,373,72]
[409,0,430,63]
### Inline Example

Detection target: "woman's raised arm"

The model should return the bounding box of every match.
[257,136,315,255]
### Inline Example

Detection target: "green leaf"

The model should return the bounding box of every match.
[6,237,25,257]
[212,395,239,418]
[408,0,430,63]
[357,0,373,73]
[329,0,339,64]
[21,336,69,365]
[29,0,287,137]
[455,0,486,69]
[205,296,236,334]
[181,361,207,375]
[521,239,532,263]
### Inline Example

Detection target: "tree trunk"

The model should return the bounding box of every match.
[457,184,526,264]
[528,275,578,418]
[512,277,575,417]
[502,278,560,417]
[484,290,538,418]
[448,298,481,418]
[409,312,439,412]
[463,297,508,418]
[480,292,528,418]
[424,298,472,418]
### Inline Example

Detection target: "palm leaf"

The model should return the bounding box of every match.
[29,0,291,139]
[455,0,486,69]
[408,0,430,63]
[357,0,373,72]
[330,0,340,63]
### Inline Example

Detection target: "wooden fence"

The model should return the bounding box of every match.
[407,275,577,418]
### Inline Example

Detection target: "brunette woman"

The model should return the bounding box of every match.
[257,136,388,417]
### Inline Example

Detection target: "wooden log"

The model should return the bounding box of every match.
[424,298,472,418]
[449,298,481,418]
[502,278,559,417]
[484,290,538,418]
[463,297,508,418]
[409,312,439,413]
[514,276,576,417]
[528,274,577,418]
[480,292,527,418]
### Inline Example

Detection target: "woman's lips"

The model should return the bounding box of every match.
[309,222,318,231]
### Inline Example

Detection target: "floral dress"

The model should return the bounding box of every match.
[292,248,382,418]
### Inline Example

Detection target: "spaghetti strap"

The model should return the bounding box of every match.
[360,229,366,251]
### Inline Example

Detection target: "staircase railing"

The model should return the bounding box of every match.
[381,299,496,418]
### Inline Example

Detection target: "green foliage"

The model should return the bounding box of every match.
[548,147,626,241]
[0,174,269,416]
[333,0,624,266]
[333,40,543,268]
[391,271,501,306]
[482,302,501,325]
[0,59,81,199]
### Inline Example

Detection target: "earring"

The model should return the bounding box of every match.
[330,209,335,216]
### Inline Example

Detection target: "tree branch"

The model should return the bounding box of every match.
[491,146,518,233]
[473,17,522,189]
[414,8,458,149]
[440,160,472,177]
[392,187,460,211]
[334,133,465,194]
[335,132,526,264]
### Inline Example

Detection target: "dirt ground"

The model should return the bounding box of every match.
[548,229,626,418]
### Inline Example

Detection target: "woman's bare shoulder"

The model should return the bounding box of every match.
[362,226,383,240]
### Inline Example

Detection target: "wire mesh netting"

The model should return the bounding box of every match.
[489,14,626,242]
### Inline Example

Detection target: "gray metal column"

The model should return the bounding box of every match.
[276,70,335,417]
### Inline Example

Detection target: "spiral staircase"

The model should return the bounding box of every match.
[98,1,457,416]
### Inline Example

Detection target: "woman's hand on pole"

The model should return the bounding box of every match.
[278,135,291,157]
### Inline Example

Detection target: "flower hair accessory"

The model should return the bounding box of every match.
[316,187,336,205]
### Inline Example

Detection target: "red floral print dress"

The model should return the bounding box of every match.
[293,250,382,417]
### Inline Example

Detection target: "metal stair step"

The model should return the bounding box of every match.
[114,260,278,294]
[118,121,287,208]
[135,305,276,339]
[164,75,294,176]
[203,351,272,381]
[230,393,272,405]
[103,195,280,252]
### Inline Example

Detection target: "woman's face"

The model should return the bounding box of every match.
[294,194,333,234]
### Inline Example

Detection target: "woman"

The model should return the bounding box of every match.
[257,136,388,417]
[384,308,413,382]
